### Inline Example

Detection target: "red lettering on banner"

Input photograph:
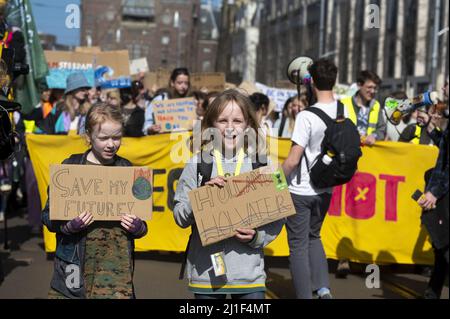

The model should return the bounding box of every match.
[379,175,406,222]
[329,185,343,216]
[345,172,377,220]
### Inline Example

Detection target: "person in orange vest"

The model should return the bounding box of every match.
[22,82,54,133]
[341,71,387,146]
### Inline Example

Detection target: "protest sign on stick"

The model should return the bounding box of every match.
[153,98,197,132]
[50,165,153,221]
[188,167,295,246]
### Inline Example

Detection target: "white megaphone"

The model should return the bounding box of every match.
[286,56,314,86]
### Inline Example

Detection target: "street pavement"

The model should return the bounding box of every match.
[0,213,448,299]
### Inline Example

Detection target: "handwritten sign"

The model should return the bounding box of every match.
[255,82,297,112]
[50,165,153,221]
[188,167,296,246]
[45,51,95,89]
[191,73,226,92]
[153,98,197,132]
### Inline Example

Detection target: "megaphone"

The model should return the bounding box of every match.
[384,91,439,126]
[286,56,314,86]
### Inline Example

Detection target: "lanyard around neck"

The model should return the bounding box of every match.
[213,148,245,177]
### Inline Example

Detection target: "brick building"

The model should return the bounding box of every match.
[80,0,219,72]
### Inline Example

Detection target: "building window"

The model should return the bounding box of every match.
[339,0,351,83]
[130,43,143,59]
[403,0,418,77]
[122,0,155,23]
[352,0,365,79]
[202,61,211,72]
[161,36,170,45]
[384,0,398,78]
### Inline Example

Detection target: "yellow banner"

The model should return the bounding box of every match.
[26,134,438,265]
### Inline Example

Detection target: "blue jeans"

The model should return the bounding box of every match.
[194,291,265,300]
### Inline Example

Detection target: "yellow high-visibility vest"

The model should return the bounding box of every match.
[341,96,381,136]
[411,125,422,145]
[23,120,36,134]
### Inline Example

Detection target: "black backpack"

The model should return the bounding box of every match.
[302,101,362,188]
[0,107,15,160]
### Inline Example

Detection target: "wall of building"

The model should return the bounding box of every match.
[80,0,218,73]
[254,0,448,96]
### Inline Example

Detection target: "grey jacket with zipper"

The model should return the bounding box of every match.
[173,154,285,291]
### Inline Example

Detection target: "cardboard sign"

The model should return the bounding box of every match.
[153,98,197,132]
[156,69,171,88]
[130,58,149,75]
[95,50,131,89]
[191,72,226,92]
[75,46,102,53]
[50,165,153,221]
[45,50,132,89]
[45,50,95,89]
[188,167,296,246]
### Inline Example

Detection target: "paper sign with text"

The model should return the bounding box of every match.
[188,167,296,246]
[130,58,149,75]
[45,50,95,89]
[153,98,197,132]
[50,165,153,221]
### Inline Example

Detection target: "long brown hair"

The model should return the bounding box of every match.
[192,89,265,156]
[84,103,124,139]
[168,68,191,99]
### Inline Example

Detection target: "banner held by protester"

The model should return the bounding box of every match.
[27,134,438,265]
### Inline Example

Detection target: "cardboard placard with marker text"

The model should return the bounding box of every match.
[189,167,296,246]
[153,98,197,132]
[50,165,153,221]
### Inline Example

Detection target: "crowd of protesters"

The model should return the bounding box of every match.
[0,61,448,300]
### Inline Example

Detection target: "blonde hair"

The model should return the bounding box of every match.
[85,103,124,138]
[63,94,79,121]
[193,89,265,155]
[106,90,122,105]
